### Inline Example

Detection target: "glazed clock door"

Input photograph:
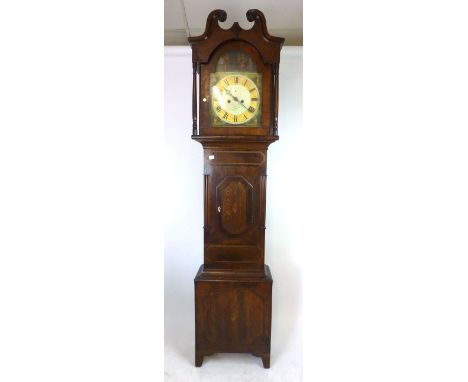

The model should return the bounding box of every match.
[203,149,267,271]
[198,41,272,136]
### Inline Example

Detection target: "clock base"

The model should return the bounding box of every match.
[195,352,270,368]
[194,264,273,368]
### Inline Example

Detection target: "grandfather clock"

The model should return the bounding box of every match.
[189,9,284,369]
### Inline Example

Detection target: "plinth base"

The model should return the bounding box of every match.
[195,352,270,368]
[194,264,273,368]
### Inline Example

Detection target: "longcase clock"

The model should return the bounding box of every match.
[188,9,284,368]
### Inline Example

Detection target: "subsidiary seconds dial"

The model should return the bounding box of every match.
[211,74,260,125]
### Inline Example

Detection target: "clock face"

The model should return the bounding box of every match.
[211,74,261,126]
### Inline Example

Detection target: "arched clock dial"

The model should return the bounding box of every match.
[211,74,260,125]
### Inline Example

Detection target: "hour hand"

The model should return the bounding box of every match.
[225,89,248,109]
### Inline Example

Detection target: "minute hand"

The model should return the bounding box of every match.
[225,89,248,110]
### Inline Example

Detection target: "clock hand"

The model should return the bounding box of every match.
[225,89,244,104]
[225,89,248,110]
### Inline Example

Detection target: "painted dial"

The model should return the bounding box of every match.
[211,74,260,125]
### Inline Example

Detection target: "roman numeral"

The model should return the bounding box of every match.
[251,97,258,101]
[243,114,247,120]
[233,115,238,122]
[216,106,221,112]
[223,112,229,119]
[248,106,255,113]
[224,79,229,85]
[234,76,238,83]
[244,79,248,85]
[249,88,255,93]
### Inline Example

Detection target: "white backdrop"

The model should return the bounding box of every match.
[164,46,303,381]
[3,2,468,381]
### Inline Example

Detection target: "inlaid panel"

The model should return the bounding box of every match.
[215,176,254,236]
[205,151,265,166]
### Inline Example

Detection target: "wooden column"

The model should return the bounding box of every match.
[192,62,198,135]
[273,63,279,136]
